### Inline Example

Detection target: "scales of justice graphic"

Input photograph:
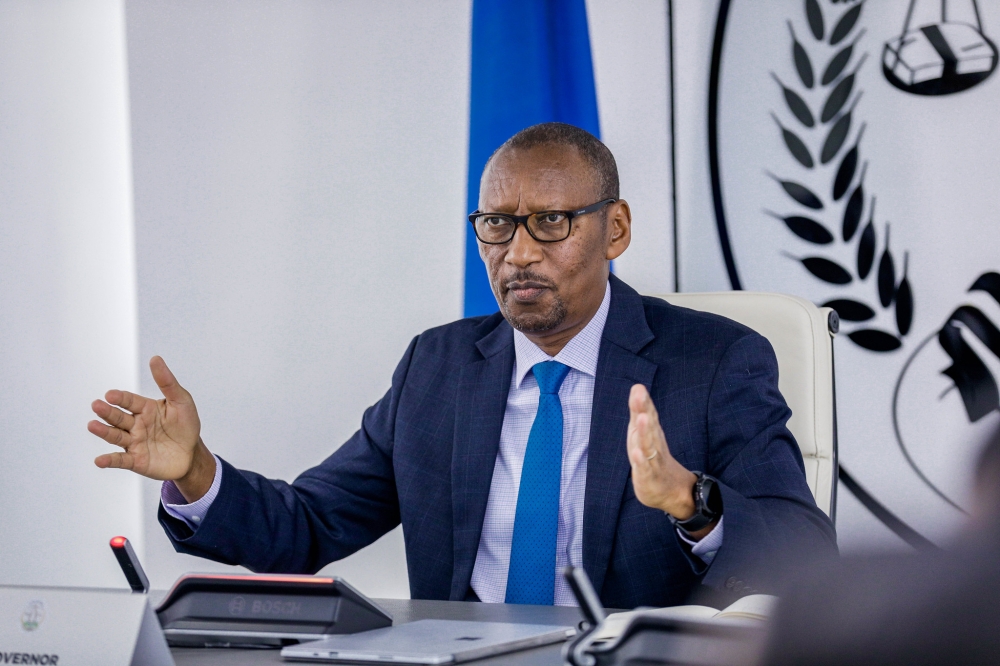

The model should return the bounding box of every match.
[883,0,998,95]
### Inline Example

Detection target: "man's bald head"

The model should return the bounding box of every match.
[483,122,619,203]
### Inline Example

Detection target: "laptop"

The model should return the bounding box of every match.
[280,619,574,664]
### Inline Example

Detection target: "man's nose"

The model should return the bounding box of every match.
[504,223,543,268]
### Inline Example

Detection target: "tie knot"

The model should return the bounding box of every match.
[532,361,570,395]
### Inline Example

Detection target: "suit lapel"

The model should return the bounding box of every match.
[583,276,657,597]
[450,316,514,599]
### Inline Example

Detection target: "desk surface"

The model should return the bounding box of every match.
[169,598,585,665]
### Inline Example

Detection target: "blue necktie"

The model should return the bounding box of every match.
[505,361,571,605]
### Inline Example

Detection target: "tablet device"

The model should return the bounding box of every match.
[281,619,574,664]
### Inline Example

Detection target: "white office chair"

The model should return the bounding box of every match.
[650,291,839,519]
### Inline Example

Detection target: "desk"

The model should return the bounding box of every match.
[170,598,586,665]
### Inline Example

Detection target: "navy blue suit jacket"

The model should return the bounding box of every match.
[161,276,836,608]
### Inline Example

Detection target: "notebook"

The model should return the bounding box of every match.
[589,594,778,643]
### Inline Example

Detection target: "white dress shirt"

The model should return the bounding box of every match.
[162,454,223,525]
[163,280,722,604]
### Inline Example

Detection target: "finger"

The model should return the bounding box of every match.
[627,414,647,466]
[629,384,671,448]
[91,399,135,431]
[636,413,660,459]
[632,413,672,468]
[150,356,191,404]
[629,383,661,421]
[627,413,652,462]
[627,385,648,437]
[106,389,149,414]
[87,420,133,449]
[95,451,135,470]
[628,384,649,415]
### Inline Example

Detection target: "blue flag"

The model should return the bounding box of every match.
[464,0,601,317]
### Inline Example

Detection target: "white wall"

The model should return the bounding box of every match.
[588,0,675,294]
[670,0,731,294]
[124,0,473,597]
[0,0,141,587]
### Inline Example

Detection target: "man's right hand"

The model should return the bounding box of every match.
[88,355,216,503]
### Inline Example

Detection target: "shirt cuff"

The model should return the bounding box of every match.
[677,516,724,565]
[160,454,223,529]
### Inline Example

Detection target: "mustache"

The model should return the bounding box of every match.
[499,270,557,293]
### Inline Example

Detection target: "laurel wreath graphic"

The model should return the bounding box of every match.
[770,0,912,352]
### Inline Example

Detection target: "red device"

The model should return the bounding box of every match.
[110,536,150,593]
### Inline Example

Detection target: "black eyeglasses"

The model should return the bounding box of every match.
[468,199,616,245]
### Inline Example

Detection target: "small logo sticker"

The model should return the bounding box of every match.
[21,600,45,632]
[228,596,246,616]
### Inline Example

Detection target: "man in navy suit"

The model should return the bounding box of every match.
[88,123,836,608]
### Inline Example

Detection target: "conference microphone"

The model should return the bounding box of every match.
[563,566,606,628]
[110,536,150,594]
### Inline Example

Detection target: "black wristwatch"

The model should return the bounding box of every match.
[667,471,723,534]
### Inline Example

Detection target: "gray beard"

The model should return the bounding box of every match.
[501,296,568,334]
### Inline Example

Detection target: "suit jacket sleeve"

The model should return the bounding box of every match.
[693,332,838,592]
[157,336,418,574]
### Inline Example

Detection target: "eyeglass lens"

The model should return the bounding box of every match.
[473,212,570,243]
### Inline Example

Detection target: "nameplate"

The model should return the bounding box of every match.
[0,586,173,666]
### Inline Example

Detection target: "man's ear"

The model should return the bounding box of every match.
[606,200,632,261]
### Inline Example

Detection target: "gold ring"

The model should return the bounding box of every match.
[646,450,658,460]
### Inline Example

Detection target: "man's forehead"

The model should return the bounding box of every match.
[480,144,596,206]
[490,143,587,174]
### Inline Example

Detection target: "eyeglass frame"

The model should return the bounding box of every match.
[467,198,617,245]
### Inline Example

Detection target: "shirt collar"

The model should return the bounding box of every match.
[512,280,611,389]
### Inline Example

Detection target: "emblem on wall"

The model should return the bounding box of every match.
[707,0,1000,542]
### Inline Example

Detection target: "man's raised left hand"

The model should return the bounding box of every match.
[626,384,717,540]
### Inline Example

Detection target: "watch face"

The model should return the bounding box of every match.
[705,477,723,516]
[696,476,722,518]
[674,473,721,533]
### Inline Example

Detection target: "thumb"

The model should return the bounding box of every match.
[149,356,190,404]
